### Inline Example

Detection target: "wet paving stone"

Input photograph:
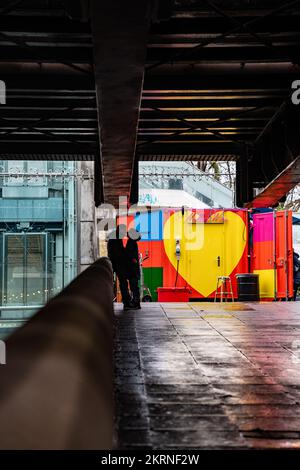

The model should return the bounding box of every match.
[150,414,237,431]
[114,302,300,449]
[221,393,296,405]
[244,438,300,449]
[146,393,222,405]
[223,404,300,418]
[148,403,223,415]
[150,430,247,450]
[237,417,300,432]
[117,430,152,450]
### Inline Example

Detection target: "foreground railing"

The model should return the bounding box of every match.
[0,258,114,450]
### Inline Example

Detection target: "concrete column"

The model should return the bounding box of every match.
[236,147,253,207]
[79,161,98,272]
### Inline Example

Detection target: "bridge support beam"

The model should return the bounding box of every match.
[247,156,300,208]
[90,0,151,206]
[236,148,253,207]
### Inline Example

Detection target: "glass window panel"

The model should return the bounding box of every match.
[5,235,25,306]
[0,160,80,331]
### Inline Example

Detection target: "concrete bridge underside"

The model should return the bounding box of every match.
[0,0,300,207]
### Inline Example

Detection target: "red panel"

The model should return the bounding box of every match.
[138,240,164,268]
[157,287,190,302]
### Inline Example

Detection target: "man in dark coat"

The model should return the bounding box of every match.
[293,249,300,301]
[125,228,142,309]
[107,224,133,310]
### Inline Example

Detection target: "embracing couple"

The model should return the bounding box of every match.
[107,225,141,310]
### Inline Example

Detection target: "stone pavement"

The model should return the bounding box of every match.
[114,301,300,450]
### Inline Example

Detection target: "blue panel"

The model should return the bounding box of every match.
[135,211,163,241]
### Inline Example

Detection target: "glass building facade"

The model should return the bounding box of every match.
[0,161,79,320]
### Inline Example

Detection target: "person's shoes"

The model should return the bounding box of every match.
[123,302,141,311]
[132,302,141,310]
[123,301,136,311]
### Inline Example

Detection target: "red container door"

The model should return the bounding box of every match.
[252,212,276,299]
[286,211,294,298]
[275,211,293,300]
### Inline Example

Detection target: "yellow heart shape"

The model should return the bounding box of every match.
[163,210,247,297]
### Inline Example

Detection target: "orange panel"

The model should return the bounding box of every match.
[286,211,294,297]
[252,240,275,271]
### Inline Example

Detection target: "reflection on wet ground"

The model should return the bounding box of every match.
[115,301,300,449]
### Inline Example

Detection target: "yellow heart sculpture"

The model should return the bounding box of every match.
[163,210,247,297]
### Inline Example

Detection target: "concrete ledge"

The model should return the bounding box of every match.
[0,258,114,450]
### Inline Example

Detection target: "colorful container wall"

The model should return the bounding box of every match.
[117,207,294,301]
[135,208,249,300]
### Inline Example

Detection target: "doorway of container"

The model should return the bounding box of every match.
[252,210,293,300]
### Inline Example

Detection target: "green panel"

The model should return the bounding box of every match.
[142,267,163,302]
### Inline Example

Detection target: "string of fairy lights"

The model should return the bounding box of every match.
[2,286,62,305]
[140,167,234,179]
[0,168,94,182]
[139,163,235,189]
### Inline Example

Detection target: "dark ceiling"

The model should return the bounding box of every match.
[0,0,300,205]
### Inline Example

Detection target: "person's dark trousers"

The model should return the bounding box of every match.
[294,284,299,301]
[129,276,140,306]
[116,270,131,306]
